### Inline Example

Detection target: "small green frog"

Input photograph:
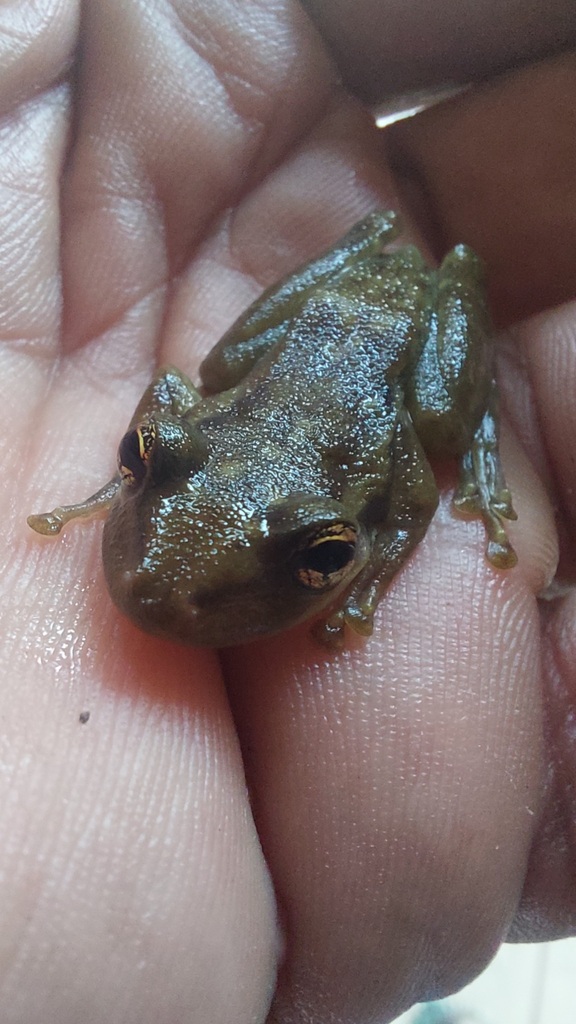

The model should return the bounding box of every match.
[28,211,516,647]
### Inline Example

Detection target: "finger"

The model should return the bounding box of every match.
[229,477,554,1023]
[2,607,279,1022]
[301,0,576,103]
[10,1,325,1019]
[386,60,576,944]
[60,0,335,352]
[510,588,576,940]
[386,53,576,324]
[0,0,78,118]
[507,306,576,937]
[381,56,573,937]
[387,54,576,560]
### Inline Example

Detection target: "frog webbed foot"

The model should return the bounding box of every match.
[453,404,518,569]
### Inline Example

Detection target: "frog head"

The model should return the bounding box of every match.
[103,416,370,646]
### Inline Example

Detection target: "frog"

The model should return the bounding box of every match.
[27,210,517,648]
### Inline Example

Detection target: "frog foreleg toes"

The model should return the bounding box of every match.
[27,510,66,536]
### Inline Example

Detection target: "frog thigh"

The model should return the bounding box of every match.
[200,210,400,392]
[405,245,518,570]
[407,243,492,457]
[317,410,439,645]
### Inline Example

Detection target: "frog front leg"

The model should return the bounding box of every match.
[201,210,400,391]
[316,412,439,647]
[27,367,201,536]
[406,244,517,569]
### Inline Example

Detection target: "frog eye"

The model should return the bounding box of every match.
[292,523,358,590]
[118,422,156,486]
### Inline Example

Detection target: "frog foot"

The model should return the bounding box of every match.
[27,509,69,536]
[312,591,376,648]
[344,599,376,637]
[454,409,518,570]
[27,478,121,536]
[454,483,517,568]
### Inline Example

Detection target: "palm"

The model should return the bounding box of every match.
[3,2,575,1022]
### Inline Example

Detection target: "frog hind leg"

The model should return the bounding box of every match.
[200,210,401,392]
[315,411,439,647]
[27,367,202,537]
[453,386,518,569]
[407,243,517,569]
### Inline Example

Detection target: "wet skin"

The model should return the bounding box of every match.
[28,211,517,647]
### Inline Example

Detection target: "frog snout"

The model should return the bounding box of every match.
[110,566,243,645]
[112,568,186,628]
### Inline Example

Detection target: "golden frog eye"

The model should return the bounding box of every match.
[292,523,357,590]
[117,422,157,486]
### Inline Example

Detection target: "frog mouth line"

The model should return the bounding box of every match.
[111,568,270,644]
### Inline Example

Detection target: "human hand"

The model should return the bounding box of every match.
[5,1,576,1021]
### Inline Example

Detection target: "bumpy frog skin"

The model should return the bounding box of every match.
[28,211,517,647]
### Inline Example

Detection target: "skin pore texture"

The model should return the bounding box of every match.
[4,1,576,1022]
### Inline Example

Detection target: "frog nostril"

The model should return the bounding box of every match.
[120,569,138,590]
[118,569,169,611]
[187,588,209,608]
